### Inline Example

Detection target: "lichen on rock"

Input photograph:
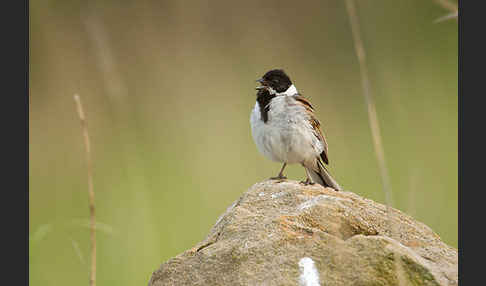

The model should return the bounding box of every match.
[148,180,458,286]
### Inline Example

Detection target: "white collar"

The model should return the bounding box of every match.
[268,84,299,96]
[281,84,298,96]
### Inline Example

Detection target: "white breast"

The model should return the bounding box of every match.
[250,96,324,165]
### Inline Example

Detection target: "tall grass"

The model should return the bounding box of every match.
[74,94,96,286]
[344,0,395,234]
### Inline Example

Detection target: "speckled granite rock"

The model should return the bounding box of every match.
[148,180,458,286]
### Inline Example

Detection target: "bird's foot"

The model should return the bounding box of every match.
[300,178,315,185]
[270,174,287,180]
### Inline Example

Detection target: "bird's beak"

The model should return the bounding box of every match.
[255,78,265,90]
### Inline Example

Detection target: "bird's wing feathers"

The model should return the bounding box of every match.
[292,95,329,165]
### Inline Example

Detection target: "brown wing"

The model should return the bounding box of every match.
[292,95,329,165]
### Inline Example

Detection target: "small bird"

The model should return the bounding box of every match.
[250,69,342,191]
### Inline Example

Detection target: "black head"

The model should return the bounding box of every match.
[256,69,292,93]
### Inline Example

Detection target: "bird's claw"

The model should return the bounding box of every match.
[300,178,315,185]
[270,175,287,180]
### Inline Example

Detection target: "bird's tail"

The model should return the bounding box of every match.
[306,159,343,191]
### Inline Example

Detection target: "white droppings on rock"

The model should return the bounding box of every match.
[298,195,350,211]
[259,192,265,197]
[271,191,287,199]
[298,257,320,286]
[298,195,331,210]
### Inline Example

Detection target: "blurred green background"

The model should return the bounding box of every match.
[29,0,457,285]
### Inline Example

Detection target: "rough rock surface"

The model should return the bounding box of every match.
[148,180,458,286]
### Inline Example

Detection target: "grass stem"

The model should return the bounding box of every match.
[344,0,395,233]
[433,0,458,23]
[74,94,96,286]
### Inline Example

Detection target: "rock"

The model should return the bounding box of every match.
[148,180,458,286]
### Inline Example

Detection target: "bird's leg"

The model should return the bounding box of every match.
[270,163,287,180]
[300,165,315,185]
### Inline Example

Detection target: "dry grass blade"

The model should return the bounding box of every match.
[70,219,115,236]
[434,11,458,23]
[70,237,86,265]
[433,0,458,22]
[433,0,458,13]
[344,2,404,283]
[29,223,53,243]
[344,0,395,231]
[73,94,96,286]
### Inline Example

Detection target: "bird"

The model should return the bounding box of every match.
[250,69,342,191]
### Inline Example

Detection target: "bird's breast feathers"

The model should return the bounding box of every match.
[250,95,325,164]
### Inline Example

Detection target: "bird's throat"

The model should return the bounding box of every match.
[256,90,276,123]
